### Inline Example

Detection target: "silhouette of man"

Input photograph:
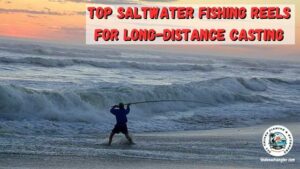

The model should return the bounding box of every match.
[108,102,133,145]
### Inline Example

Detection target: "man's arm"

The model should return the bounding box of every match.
[110,105,118,115]
[125,104,130,114]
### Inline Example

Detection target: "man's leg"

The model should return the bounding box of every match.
[108,132,115,145]
[125,133,133,144]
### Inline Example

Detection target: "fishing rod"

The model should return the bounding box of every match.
[123,99,212,105]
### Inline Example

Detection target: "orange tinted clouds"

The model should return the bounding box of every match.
[0,0,299,48]
[0,0,85,42]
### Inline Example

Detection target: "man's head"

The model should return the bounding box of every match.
[118,102,124,109]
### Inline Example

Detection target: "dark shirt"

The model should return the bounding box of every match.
[110,106,130,125]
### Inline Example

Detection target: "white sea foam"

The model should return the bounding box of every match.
[0,41,299,135]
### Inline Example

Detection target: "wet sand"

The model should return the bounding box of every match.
[1,123,299,169]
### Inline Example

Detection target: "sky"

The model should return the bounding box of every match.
[0,0,299,58]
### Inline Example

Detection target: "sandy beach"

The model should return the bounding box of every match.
[1,122,298,169]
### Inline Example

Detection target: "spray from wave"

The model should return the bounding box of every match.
[1,76,299,135]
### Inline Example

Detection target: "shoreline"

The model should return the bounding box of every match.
[0,122,299,169]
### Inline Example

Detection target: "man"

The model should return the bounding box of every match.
[108,102,133,145]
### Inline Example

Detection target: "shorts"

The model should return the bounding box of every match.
[112,124,128,134]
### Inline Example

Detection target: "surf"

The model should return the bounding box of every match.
[0,77,293,122]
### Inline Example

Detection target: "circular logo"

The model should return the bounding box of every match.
[262,125,293,157]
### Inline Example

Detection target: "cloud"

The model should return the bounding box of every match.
[53,0,179,4]
[47,25,84,33]
[44,7,51,12]
[60,26,84,33]
[27,14,39,18]
[141,0,178,2]
[0,8,81,15]
[49,0,138,4]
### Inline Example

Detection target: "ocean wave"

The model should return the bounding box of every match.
[0,76,299,134]
[0,77,280,122]
[263,77,300,85]
[0,42,121,58]
[0,56,214,71]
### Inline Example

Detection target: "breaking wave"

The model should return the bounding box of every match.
[1,77,291,123]
[0,56,214,71]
